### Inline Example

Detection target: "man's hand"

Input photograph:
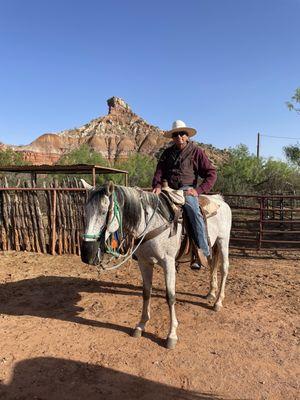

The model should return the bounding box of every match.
[152,187,162,195]
[185,188,198,197]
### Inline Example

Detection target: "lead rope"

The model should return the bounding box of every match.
[96,193,160,274]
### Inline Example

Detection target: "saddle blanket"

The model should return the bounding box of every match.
[161,187,220,218]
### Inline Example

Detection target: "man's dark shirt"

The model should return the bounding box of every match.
[152,141,217,195]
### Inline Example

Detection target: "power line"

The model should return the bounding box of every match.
[256,132,300,158]
[260,134,300,140]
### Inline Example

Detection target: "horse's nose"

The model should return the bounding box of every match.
[81,241,101,265]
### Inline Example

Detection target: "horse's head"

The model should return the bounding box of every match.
[81,181,119,265]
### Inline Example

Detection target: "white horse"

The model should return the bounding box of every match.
[81,181,232,349]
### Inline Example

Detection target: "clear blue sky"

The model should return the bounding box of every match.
[0,0,299,160]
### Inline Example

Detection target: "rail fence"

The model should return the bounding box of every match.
[0,181,299,254]
[225,194,300,251]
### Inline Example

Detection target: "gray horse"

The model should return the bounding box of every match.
[80,181,232,349]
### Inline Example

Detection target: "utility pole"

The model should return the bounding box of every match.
[257,132,260,158]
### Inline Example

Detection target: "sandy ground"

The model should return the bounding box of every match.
[0,250,299,400]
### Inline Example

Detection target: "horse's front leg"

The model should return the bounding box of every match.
[132,260,154,338]
[162,257,178,349]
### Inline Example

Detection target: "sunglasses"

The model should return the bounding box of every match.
[172,131,187,138]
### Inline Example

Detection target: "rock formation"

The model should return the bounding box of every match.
[8,97,168,164]
[5,97,228,166]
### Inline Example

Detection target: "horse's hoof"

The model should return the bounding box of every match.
[132,328,143,338]
[213,303,222,312]
[166,337,177,350]
[205,293,216,301]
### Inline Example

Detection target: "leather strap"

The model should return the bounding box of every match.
[134,223,170,245]
[159,192,183,237]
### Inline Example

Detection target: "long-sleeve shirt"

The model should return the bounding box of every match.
[152,141,217,195]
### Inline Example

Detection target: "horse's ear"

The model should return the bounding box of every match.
[81,179,94,190]
[104,181,115,195]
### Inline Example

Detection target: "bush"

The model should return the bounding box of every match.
[0,148,27,166]
[55,144,110,185]
[57,144,108,166]
[56,146,156,187]
[115,153,157,187]
[283,143,300,168]
[215,144,300,194]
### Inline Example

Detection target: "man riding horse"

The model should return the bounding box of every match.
[152,120,217,269]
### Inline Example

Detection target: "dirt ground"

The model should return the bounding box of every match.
[0,250,299,400]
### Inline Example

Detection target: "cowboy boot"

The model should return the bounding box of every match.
[194,247,209,269]
[190,240,209,269]
[190,261,202,271]
[190,252,202,270]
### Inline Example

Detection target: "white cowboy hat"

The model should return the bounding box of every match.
[164,120,196,138]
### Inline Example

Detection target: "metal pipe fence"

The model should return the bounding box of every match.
[225,194,300,251]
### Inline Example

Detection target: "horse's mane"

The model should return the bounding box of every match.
[89,185,172,233]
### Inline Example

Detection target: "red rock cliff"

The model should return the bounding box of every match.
[6,97,228,166]
[10,97,168,165]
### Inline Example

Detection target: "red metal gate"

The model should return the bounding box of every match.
[225,194,300,251]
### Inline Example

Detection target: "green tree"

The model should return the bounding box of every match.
[286,88,300,114]
[214,144,300,194]
[257,159,299,193]
[283,143,300,167]
[56,144,110,185]
[0,148,27,166]
[215,144,264,193]
[57,144,108,166]
[115,153,157,187]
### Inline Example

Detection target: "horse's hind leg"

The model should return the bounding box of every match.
[132,260,154,338]
[162,257,178,349]
[206,244,219,301]
[213,238,229,312]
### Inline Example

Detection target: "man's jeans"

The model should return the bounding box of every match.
[181,187,210,257]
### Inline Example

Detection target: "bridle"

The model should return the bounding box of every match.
[82,191,121,242]
[82,188,163,272]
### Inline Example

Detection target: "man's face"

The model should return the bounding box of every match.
[172,131,188,150]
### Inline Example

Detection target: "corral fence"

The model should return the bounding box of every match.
[225,194,300,251]
[0,182,299,255]
[0,180,87,255]
[0,164,128,256]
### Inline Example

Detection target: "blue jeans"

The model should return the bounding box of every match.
[181,187,210,257]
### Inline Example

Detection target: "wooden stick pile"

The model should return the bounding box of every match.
[0,177,87,255]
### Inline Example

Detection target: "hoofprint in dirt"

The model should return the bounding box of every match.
[0,251,299,400]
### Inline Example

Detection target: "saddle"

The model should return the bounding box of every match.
[159,186,220,264]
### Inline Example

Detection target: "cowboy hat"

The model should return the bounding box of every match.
[164,120,196,138]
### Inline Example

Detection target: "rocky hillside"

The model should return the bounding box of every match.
[7,97,229,166]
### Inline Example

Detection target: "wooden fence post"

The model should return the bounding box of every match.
[51,189,57,255]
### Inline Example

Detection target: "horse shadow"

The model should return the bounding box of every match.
[0,356,229,400]
[0,274,212,347]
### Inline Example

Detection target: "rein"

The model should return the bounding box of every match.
[85,188,166,273]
